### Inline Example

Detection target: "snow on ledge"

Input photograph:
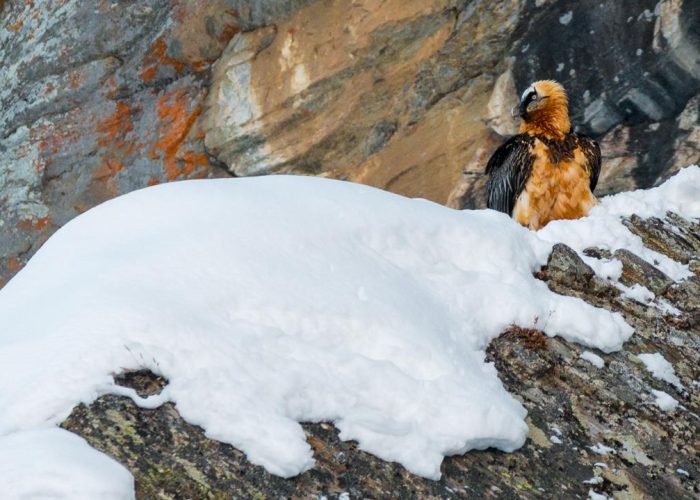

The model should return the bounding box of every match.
[580,351,605,368]
[0,166,698,486]
[638,352,684,391]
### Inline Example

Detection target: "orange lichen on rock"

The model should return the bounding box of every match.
[16,216,50,232]
[96,101,134,147]
[218,17,240,44]
[94,157,124,179]
[92,102,138,198]
[140,65,158,83]
[154,89,207,180]
[6,257,22,274]
[140,38,186,83]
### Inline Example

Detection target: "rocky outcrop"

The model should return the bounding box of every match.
[62,212,700,498]
[1,0,699,287]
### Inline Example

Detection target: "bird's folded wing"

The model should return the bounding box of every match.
[485,134,536,215]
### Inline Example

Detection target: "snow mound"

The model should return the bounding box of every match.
[0,166,698,485]
[0,428,134,500]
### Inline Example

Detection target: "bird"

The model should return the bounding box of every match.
[485,80,601,230]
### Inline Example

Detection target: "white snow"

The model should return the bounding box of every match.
[589,443,616,455]
[580,351,605,368]
[677,468,689,476]
[550,435,562,444]
[583,476,603,485]
[651,390,679,411]
[618,283,654,304]
[638,352,684,390]
[588,490,610,500]
[617,281,682,317]
[0,166,698,492]
[0,428,134,500]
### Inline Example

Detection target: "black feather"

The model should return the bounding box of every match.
[485,134,535,215]
[574,134,602,192]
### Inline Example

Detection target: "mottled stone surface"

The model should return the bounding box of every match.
[61,212,700,498]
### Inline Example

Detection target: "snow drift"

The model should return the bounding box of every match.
[0,166,698,492]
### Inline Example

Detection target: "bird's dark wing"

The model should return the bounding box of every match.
[485,134,535,215]
[574,134,601,193]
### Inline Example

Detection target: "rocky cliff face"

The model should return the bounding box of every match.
[1,0,699,286]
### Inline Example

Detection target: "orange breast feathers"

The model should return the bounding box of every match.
[512,140,597,230]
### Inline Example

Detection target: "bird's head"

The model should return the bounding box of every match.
[516,80,571,139]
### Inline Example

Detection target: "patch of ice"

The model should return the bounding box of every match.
[638,353,684,390]
[580,351,605,368]
[550,435,562,444]
[588,490,610,500]
[651,390,678,411]
[677,468,689,476]
[584,476,603,485]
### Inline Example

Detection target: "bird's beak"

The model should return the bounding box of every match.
[517,98,529,119]
[511,105,519,118]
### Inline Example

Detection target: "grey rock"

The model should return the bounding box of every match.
[614,248,674,295]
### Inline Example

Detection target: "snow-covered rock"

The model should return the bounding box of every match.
[0,166,698,494]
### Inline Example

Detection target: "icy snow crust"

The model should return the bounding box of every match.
[0,167,698,483]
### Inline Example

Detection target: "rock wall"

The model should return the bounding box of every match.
[1,0,699,286]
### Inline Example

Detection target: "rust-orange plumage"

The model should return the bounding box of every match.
[485,80,601,230]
